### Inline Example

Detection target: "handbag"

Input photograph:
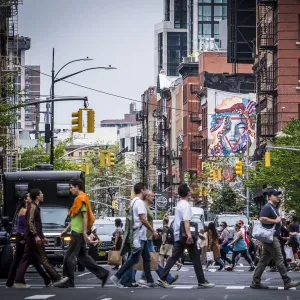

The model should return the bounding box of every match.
[179,221,198,242]
[134,252,159,271]
[207,251,214,261]
[108,250,122,265]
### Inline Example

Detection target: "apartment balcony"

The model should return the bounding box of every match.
[190,136,202,152]
[257,111,275,138]
[256,64,276,95]
[190,112,202,123]
[257,18,277,50]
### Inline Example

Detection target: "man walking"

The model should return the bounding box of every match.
[250,189,300,290]
[60,177,109,288]
[14,189,68,288]
[110,183,158,288]
[157,184,214,289]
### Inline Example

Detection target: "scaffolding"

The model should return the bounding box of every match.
[254,0,277,147]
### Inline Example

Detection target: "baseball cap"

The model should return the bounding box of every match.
[267,189,282,196]
[238,220,244,225]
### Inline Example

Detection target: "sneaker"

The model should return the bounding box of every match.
[249,266,255,272]
[284,280,300,290]
[225,267,233,271]
[101,272,109,287]
[125,283,139,288]
[53,277,69,287]
[169,274,179,285]
[110,275,124,288]
[177,263,183,271]
[218,265,224,271]
[138,279,147,285]
[156,279,171,288]
[198,281,215,289]
[13,283,30,289]
[250,281,269,289]
[45,281,52,287]
[146,282,157,288]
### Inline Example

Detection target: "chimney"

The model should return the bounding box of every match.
[130,102,134,114]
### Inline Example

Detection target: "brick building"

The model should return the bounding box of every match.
[254,0,300,151]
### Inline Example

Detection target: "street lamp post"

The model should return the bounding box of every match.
[49,48,116,166]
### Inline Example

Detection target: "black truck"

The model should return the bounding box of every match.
[0,170,84,274]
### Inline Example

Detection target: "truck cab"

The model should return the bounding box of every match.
[2,170,84,266]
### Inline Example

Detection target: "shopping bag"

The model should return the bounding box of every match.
[207,251,214,261]
[285,246,294,262]
[134,252,159,271]
[108,250,122,265]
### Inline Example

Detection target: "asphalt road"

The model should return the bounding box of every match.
[2,263,300,300]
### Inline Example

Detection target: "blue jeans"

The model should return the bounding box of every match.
[116,240,153,283]
[140,240,174,284]
[120,263,135,286]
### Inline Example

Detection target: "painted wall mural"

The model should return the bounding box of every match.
[208,94,256,157]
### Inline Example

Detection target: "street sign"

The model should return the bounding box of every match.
[156,195,168,209]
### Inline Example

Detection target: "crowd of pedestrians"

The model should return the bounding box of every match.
[5,179,300,291]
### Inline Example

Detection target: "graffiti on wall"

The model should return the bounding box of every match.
[208,95,256,157]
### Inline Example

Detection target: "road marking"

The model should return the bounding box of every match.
[160,296,168,300]
[77,272,91,277]
[226,286,245,290]
[173,285,194,289]
[75,287,94,289]
[263,278,271,282]
[224,295,228,299]
[24,296,55,300]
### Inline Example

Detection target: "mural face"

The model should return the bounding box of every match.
[208,95,256,157]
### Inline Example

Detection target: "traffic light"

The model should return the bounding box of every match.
[87,109,95,133]
[130,190,134,200]
[235,161,243,176]
[112,200,118,209]
[107,152,115,167]
[217,168,222,181]
[85,163,89,175]
[209,169,216,181]
[100,152,106,167]
[265,151,271,167]
[203,186,208,197]
[71,109,83,133]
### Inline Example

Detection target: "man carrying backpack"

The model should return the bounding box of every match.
[160,217,174,267]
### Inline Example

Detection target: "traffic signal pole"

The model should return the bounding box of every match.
[246,140,250,218]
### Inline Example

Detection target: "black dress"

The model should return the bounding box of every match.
[88,233,99,261]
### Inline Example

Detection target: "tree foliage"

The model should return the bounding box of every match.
[209,183,244,214]
[247,119,300,216]
[20,138,79,171]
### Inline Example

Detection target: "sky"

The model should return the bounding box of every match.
[18,0,162,125]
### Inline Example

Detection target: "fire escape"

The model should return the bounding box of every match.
[0,0,23,173]
[136,98,148,187]
[254,0,277,147]
[153,98,170,192]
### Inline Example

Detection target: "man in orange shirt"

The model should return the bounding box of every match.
[60,178,109,287]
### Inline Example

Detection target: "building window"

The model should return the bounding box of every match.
[165,0,170,21]
[183,85,187,104]
[183,116,187,135]
[174,0,187,29]
[298,15,300,41]
[130,137,135,152]
[199,5,211,21]
[120,138,125,150]
[298,59,300,86]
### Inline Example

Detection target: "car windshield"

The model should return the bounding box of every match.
[94,224,116,236]
[41,207,69,227]
[191,217,204,231]
[217,216,248,227]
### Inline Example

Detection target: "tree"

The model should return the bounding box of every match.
[209,183,244,214]
[247,119,300,217]
[85,141,137,218]
[20,138,79,171]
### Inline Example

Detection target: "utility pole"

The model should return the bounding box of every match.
[50,48,55,165]
[246,140,250,218]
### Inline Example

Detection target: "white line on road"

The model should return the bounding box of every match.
[173,285,194,289]
[224,295,228,299]
[160,296,168,300]
[263,278,271,282]
[24,296,55,300]
[225,286,245,290]
[77,272,91,277]
[75,287,94,289]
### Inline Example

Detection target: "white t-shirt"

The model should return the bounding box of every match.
[173,199,193,242]
[131,197,147,241]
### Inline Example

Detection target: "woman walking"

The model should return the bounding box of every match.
[226,223,255,272]
[219,221,232,265]
[88,226,100,261]
[111,218,124,270]
[199,227,208,265]
[6,193,51,288]
[207,222,225,271]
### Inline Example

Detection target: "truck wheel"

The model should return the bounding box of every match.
[0,245,14,278]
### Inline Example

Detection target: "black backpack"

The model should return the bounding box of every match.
[153,227,163,248]
[164,225,175,245]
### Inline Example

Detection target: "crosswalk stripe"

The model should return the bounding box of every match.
[225,286,245,290]
[24,295,55,299]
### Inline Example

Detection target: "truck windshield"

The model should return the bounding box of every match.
[217,216,248,227]
[94,224,115,236]
[41,207,69,227]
